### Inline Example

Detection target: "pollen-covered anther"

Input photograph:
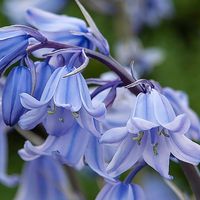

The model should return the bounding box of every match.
[132,131,144,145]
[58,117,64,123]
[47,105,56,115]
[72,112,79,118]
[153,143,159,156]
[159,129,170,137]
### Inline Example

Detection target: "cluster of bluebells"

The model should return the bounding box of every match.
[0,1,199,199]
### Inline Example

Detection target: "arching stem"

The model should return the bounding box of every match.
[124,160,146,184]
[27,40,142,95]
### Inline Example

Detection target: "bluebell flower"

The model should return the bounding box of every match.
[19,106,115,181]
[2,66,32,126]
[96,181,145,200]
[126,0,174,32]
[3,0,67,24]
[0,28,29,74]
[26,3,109,55]
[19,116,110,174]
[115,39,163,78]
[19,120,90,166]
[19,52,106,135]
[92,71,136,130]
[140,172,182,200]
[0,25,46,74]
[100,88,200,178]
[14,156,71,200]
[163,87,200,140]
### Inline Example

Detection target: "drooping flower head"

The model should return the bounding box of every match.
[19,50,106,136]
[126,0,174,32]
[0,25,46,75]
[26,0,109,55]
[163,87,200,140]
[14,156,72,200]
[101,86,200,178]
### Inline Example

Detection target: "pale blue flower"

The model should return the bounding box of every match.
[140,172,182,200]
[126,0,174,32]
[0,25,46,74]
[92,71,136,130]
[14,156,71,200]
[26,4,109,55]
[19,52,106,135]
[3,0,67,24]
[0,28,29,74]
[19,119,90,167]
[96,181,145,200]
[115,39,163,78]
[33,60,54,100]
[163,87,200,140]
[100,88,200,178]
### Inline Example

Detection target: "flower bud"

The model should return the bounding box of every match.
[2,66,32,126]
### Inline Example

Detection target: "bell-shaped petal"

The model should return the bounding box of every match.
[168,134,200,165]
[33,61,53,100]
[164,87,200,140]
[19,122,90,167]
[14,156,71,200]
[43,107,74,136]
[106,135,145,177]
[18,106,47,130]
[53,71,82,112]
[100,127,128,144]
[143,134,171,179]
[77,72,106,119]
[2,66,32,126]
[26,7,94,49]
[96,181,145,200]
[0,31,28,74]
[85,135,115,181]
[0,26,46,74]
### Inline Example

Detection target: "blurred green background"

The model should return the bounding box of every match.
[0,0,200,199]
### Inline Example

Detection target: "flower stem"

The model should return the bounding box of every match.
[124,160,146,184]
[180,161,200,199]
[65,166,85,200]
[27,40,142,95]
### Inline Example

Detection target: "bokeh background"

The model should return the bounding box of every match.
[0,0,200,199]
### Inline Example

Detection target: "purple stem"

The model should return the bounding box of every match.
[124,160,146,184]
[27,40,142,95]
[91,80,123,99]
[180,161,200,199]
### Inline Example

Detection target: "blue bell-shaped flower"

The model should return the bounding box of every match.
[2,66,32,126]
[96,181,145,200]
